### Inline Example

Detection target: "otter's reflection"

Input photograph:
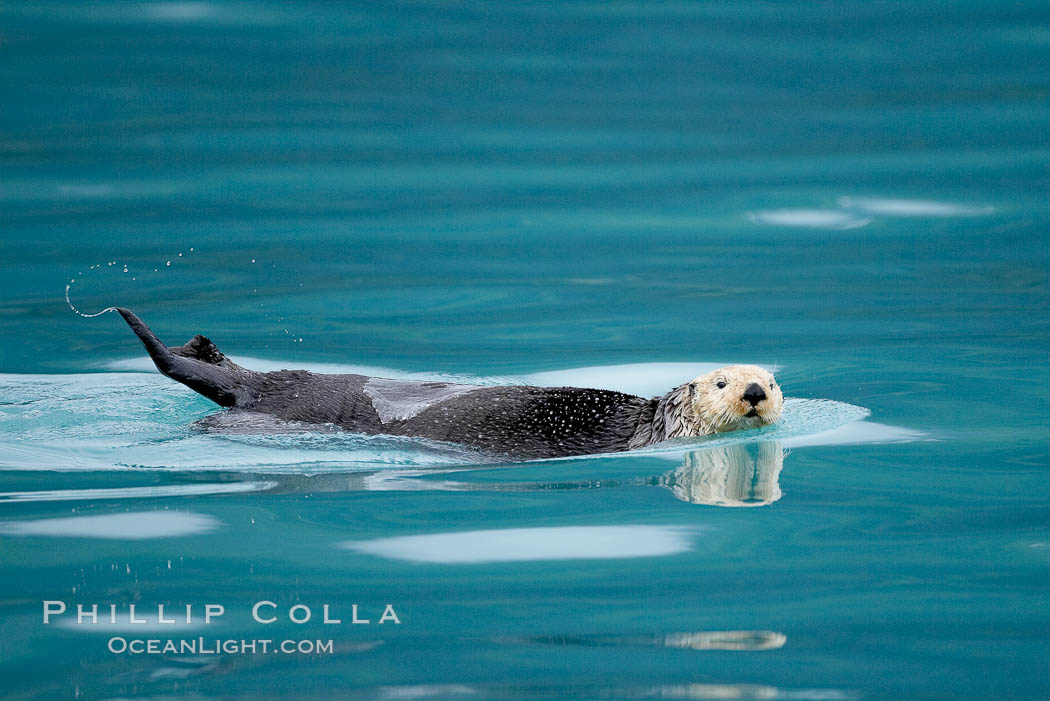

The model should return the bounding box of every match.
[170,441,786,508]
[660,442,784,507]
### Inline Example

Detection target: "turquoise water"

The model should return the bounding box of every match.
[2,2,1049,699]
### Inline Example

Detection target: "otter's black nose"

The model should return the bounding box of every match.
[742,383,767,406]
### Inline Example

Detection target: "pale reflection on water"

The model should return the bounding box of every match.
[521,630,786,651]
[359,682,856,700]
[660,630,787,651]
[0,511,221,539]
[342,525,697,564]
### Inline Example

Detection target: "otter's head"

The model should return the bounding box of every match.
[679,365,783,435]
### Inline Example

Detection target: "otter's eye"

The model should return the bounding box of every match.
[716,381,727,389]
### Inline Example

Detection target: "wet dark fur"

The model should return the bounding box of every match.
[116,308,681,459]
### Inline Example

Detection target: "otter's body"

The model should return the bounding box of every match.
[114,308,781,459]
[244,370,658,459]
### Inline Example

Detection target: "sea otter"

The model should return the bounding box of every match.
[115,308,783,459]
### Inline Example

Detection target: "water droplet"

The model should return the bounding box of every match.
[166,260,171,266]
[122,266,128,273]
[251,258,256,263]
[178,252,182,257]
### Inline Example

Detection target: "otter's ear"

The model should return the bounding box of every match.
[688,382,696,398]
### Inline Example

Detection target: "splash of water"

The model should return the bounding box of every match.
[65,248,306,346]
[64,249,197,318]
[64,281,116,318]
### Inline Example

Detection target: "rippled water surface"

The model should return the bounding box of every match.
[1,2,1048,700]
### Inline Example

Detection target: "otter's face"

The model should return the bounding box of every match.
[688,365,783,433]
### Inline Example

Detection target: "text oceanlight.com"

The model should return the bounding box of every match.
[107,637,334,655]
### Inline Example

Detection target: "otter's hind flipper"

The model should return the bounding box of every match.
[171,335,226,365]
[116,308,257,408]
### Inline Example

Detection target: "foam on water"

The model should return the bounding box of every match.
[779,420,927,448]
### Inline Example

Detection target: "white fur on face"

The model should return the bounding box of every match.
[678,364,783,436]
